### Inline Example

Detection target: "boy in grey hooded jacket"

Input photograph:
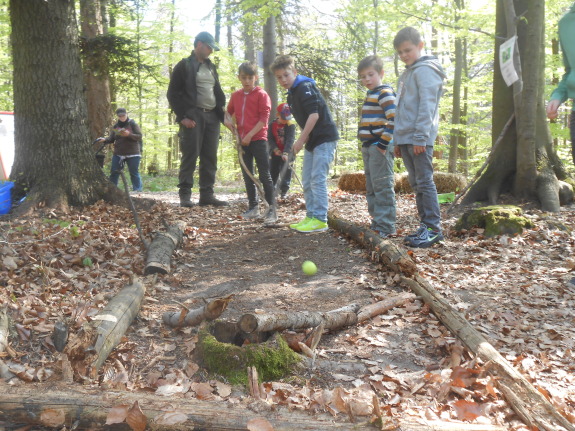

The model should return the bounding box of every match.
[393,26,446,248]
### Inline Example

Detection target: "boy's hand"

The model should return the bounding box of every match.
[273,149,282,156]
[241,134,251,146]
[293,139,305,155]
[394,146,401,158]
[377,148,387,155]
[413,144,426,155]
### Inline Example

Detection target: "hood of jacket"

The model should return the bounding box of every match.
[289,75,316,93]
[408,55,446,79]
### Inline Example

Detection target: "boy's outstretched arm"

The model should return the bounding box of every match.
[293,113,319,154]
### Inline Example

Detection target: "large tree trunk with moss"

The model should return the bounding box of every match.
[9,0,123,213]
[462,0,565,212]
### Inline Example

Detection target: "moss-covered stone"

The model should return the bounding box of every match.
[198,326,301,385]
[455,205,534,237]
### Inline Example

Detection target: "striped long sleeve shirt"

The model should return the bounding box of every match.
[358,84,396,151]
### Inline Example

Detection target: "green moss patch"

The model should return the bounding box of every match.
[455,205,534,237]
[198,325,301,385]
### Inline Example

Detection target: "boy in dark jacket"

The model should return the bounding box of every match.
[268,103,296,199]
[270,55,339,233]
[224,61,276,224]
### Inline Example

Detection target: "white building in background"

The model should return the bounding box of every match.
[0,111,14,180]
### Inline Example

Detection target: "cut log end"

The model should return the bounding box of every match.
[239,314,258,333]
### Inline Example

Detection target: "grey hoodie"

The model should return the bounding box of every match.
[394,55,446,147]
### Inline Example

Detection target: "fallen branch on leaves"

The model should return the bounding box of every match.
[0,384,354,430]
[357,292,416,322]
[239,304,360,334]
[0,307,16,381]
[162,295,233,328]
[145,220,186,275]
[327,211,417,276]
[401,275,575,431]
[65,279,146,379]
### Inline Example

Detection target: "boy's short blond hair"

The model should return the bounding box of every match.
[393,27,422,49]
[270,55,296,73]
[238,61,258,76]
[357,55,384,74]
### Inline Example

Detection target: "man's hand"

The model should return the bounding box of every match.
[546,99,561,120]
[181,118,196,128]
[377,148,387,155]
[394,146,401,158]
[413,144,426,155]
[120,129,130,137]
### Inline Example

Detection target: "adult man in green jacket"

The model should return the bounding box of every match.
[547,3,575,163]
[167,32,228,207]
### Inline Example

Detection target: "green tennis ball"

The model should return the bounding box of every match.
[302,260,317,275]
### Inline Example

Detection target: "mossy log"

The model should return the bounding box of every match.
[198,330,301,384]
[401,275,575,431]
[64,279,145,377]
[0,307,16,381]
[327,211,417,276]
[144,221,186,275]
[239,304,360,334]
[0,383,357,430]
[455,205,534,237]
[162,295,233,328]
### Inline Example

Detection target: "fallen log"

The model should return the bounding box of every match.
[144,220,186,275]
[0,383,354,430]
[357,292,416,322]
[65,279,146,378]
[327,211,417,276]
[162,295,233,328]
[239,304,360,334]
[402,275,575,431]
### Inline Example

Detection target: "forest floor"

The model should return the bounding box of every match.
[0,182,574,430]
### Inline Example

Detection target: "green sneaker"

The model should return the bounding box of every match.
[290,217,311,230]
[296,217,328,233]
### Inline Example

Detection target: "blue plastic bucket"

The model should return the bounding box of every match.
[0,181,14,214]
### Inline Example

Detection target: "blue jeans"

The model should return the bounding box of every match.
[400,145,441,232]
[110,155,142,191]
[302,141,337,222]
[362,145,396,234]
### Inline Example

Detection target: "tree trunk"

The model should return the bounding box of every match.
[9,0,122,212]
[263,15,278,110]
[401,275,575,431]
[215,0,222,43]
[244,24,255,63]
[144,221,186,275]
[462,0,564,212]
[80,0,112,142]
[327,211,417,276]
[65,279,145,378]
[239,304,360,334]
[448,1,463,174]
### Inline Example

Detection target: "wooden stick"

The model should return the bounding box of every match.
[401,275,575,431]
[357,292,416,322]
[162,295,233,328]
[145,221,186,275]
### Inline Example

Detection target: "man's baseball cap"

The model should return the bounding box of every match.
[195,31,220,51]
[116,107,127,115]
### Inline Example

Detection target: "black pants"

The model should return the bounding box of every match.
[571,110,575,165]
[177,109,220,198]
[241,140,274,208]
[269,154,292,194]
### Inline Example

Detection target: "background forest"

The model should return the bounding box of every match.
[0,0,573,192]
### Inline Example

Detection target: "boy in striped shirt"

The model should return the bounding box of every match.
[357,55,397,238]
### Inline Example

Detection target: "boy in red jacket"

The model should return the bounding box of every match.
[224,61,276,223]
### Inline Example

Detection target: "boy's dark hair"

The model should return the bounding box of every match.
[270,55,295,73]
[357,55,384,74]
[393,27,422,49]
[238,61,258,76]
